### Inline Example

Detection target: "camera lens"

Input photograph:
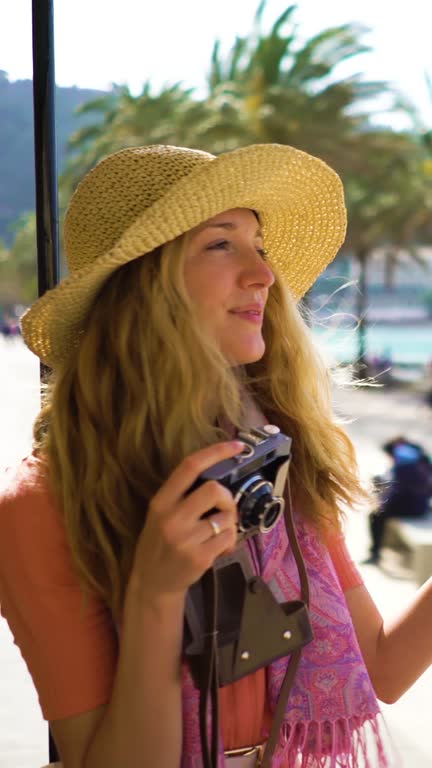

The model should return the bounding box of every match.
[260,497,284,531]
[235,475,284,533]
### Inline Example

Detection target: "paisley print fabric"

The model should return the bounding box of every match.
[181,514,394,767]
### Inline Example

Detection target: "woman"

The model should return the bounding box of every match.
[1,144,432,768]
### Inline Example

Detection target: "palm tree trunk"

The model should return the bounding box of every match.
[355,248,369,375]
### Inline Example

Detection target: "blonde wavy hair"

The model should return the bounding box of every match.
[34,235,365,617]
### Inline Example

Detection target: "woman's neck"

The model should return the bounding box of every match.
[242,393,269,429]
[218,392,268,438]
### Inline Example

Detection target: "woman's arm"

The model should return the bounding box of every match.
[49,439,242,768]
[51,587,185,768]
[345,578,432,703]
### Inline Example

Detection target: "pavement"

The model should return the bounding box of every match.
[0,338,432,767]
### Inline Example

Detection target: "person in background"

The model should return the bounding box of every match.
[365,436,432,565]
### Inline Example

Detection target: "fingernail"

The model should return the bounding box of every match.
[231,440,246,450]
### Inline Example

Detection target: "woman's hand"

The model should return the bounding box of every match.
[129,440,244,600]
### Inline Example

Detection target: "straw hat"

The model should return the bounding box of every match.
[21,143,347,368]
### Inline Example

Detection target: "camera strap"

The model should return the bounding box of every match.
[198,566,219,768]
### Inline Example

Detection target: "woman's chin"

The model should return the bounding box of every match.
[225,340,266,366]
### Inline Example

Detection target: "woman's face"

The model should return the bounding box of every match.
[183,208,275,365]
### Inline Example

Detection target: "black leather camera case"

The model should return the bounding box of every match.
[183,546,313,688]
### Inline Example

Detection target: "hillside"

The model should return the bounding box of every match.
[0,71,106,244]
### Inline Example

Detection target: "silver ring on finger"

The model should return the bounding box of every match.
[208,517,222,537]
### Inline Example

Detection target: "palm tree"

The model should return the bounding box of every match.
[63,3,390,181]
[343,129,432,369]
[61,82,213,196]
[205,1,391,167]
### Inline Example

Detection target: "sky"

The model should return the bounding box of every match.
[1,0,432,129]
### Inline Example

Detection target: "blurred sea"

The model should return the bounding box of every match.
[312,323,432,366]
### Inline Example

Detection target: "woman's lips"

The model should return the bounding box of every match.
[230,309,263,325]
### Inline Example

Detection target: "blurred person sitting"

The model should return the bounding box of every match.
[365,436,432,565]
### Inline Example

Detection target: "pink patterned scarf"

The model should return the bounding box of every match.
[180,514,395,767]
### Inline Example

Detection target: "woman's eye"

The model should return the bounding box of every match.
[206,240,230,251]
[205,241,268,258]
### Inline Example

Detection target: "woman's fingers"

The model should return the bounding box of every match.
[150,440,244,516]
[197,510,237,543]
[134,442,245,594]
[154,482,238,563]
[183,512,238,564]
[176,480,238,528]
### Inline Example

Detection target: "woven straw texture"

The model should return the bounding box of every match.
[21,143,347,368]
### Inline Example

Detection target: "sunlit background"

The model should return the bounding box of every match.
[1,3,432,766]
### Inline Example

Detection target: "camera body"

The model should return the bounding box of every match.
[195,425,292,537]
[184,426,313,690]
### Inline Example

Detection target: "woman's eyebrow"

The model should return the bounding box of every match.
[201,222,263,236]
[203,222,236,231]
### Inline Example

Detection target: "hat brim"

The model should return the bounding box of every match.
[22,144,346,368]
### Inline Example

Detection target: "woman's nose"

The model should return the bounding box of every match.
[240,249,275,289]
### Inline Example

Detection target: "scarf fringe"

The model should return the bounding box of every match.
[185,713,399,768]
[270,713,398,768]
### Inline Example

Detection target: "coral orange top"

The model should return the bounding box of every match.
[0,457,363,750]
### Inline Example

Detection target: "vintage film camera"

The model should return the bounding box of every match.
[184,426,313,688]
[194,424,292,537]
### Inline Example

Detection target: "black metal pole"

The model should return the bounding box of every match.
[31,3,60,761]
[32,0,59,379]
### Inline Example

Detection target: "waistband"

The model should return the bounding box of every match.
[42,746,266,768]
[225,744,264,768]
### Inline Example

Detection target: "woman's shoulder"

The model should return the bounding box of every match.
[0,453,52,511]
[0,454,64,557]
[1,452,44,490]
